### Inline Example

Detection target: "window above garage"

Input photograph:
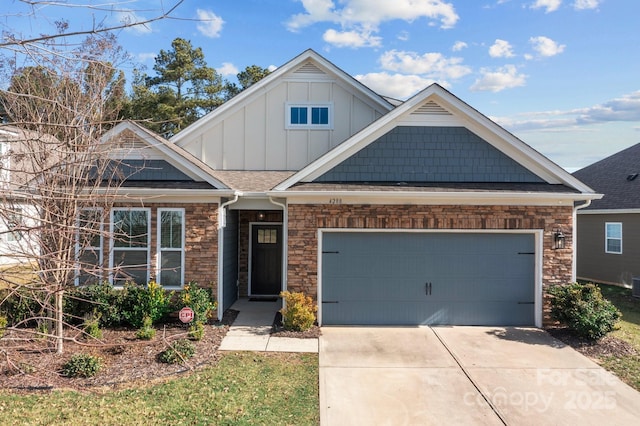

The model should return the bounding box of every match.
[286,103,333,129]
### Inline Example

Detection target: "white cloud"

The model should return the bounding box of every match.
[573,0,599,9]
[529,36,565,57]
[489,39,515,58]
[379,50,472,81]
[218,62,239,76]
[137,52,156,62]
[355,72,437,99]
[470,65,527,92]
[492,91,640,131]
[287,0,459,33]
[267,65,278,72]
[116,10,152,34]
[576,91,640,123]
[397,31,410,41]
[452,41,468,51]
[196,9,224,38]
[530,0,562,13]
[323,28,381,48]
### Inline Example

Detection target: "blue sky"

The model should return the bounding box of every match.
[3,0,639,171]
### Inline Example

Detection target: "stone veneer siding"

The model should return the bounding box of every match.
[287,204,574,326]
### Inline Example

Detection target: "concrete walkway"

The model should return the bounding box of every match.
[320,326,640,426]
[218,298,318,353]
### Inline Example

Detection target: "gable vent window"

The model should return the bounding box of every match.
[286,103,332,129]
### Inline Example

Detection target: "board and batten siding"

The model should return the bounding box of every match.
[180,69,386,171]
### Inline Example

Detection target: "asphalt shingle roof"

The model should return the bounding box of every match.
[572,143,640,210]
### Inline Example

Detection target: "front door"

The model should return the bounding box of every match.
[250,224,283,296]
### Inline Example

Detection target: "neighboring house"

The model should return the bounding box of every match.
[60,50,602,327]
[573,143,640,286]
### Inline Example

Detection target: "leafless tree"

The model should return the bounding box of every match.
[0,1,185,354]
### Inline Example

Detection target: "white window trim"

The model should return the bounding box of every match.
[75,207,104,286]
[605,222,622,254]
[285,102,333,129]
[109,207,151,286]
[157,207,185,289]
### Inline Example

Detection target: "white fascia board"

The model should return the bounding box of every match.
[578,209,640,215]
[268,190,602,206]
[171,49,393,147]
[98,188,235,203]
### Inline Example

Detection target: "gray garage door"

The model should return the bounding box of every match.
[321,232,535,326]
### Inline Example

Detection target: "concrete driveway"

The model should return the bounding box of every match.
[319,327,640,425]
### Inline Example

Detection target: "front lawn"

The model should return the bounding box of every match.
[596,284,640,391]
[0,352,319,425]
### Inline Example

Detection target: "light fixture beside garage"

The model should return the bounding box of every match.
[553,229,566,250]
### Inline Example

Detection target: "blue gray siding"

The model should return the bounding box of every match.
[108,160,193,181]
[315,126,544,183]
[222,209,239,310]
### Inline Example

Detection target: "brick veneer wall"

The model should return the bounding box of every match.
[287,204,574,326]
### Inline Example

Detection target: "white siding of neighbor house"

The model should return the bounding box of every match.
[178,61,387,171]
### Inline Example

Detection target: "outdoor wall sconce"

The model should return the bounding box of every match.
[257,211,266,221]
[553,229,566,250]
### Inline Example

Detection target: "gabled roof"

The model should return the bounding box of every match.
[273,83,597,200]
[572,143,640,210]
[170,49,394,147]
[101,121,232,191]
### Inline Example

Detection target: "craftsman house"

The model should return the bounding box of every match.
[77,49,600,327]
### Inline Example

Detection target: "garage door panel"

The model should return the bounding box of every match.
[321,232,535,326]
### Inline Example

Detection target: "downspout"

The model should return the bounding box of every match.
[572,200,592,282]
[269,196,287,311]
[217,193,239,321]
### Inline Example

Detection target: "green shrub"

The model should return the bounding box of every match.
[549,282,621,340]
[62,354,103,378]
[279,291,317,332]
[82,313,103,339]
[0,315,7,338]
[178,282,217,324]
[135,315,156,340]
[158,339,195,364]
[188,321,205,341]
[0,287,44,327]
[121,281,173,328]
[66,282,124,327]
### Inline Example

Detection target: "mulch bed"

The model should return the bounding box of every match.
[0,309,239,393]
[546,326,638,359]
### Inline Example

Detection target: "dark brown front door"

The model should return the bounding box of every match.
[251,224,282,295]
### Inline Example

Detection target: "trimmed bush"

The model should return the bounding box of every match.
[279,291,317,332]
[549,282,621,340]
[188,321,205,341]
[66,282,124,327]
[120,281,173,328]
[82,313,103,339]
[158,339,195,364]
[62,354,103,378]
[135,315,156,340]
[178,282,217,324]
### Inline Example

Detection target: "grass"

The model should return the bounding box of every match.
[0,352,319,425]
[596,284,640,391]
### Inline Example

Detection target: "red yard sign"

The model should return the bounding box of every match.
[179,306,195,323]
